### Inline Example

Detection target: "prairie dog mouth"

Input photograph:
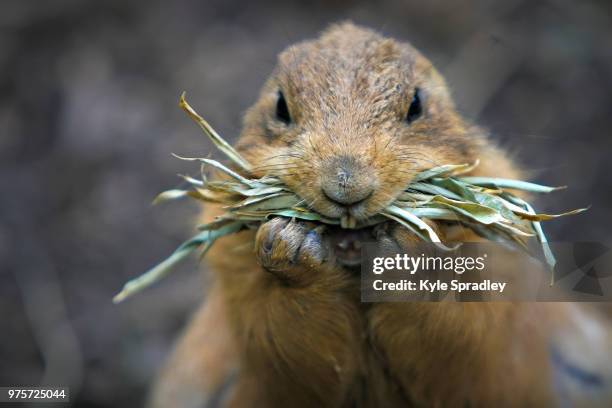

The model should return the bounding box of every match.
[327,226,374,268]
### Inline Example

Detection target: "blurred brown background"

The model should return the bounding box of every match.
[1,0,611,406]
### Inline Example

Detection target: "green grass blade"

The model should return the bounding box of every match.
[173,155,258,187]
[113,221,244,303]
[412,161,479,182]
[152,189,190,204]
[458,177,564,193]
[385,205,443,243]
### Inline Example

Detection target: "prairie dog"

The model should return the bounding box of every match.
[149,23,612,407]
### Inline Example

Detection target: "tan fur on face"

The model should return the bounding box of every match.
[236,22,506,220]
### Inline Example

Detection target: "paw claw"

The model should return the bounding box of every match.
[255,218,328,285]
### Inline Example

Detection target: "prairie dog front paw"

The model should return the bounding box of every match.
[255,217,329,285]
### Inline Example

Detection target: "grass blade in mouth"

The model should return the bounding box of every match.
[178,92,251,172]
[113,221,244,303]
[457,177,565,194]
[113,94,587,302]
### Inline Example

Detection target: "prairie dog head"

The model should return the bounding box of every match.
[235,22,489,222]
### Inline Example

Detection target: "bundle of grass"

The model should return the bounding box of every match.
[113,94,586,303]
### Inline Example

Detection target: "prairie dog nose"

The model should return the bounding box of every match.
[321,156,375,206]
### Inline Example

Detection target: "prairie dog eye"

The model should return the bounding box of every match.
[406,88,422,124]
[275,91,291,124]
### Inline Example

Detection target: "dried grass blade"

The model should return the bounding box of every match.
[179,93,251,172]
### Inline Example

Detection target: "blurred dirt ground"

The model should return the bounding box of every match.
[1,0,611,406]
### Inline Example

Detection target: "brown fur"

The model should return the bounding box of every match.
[149,23,611,407]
